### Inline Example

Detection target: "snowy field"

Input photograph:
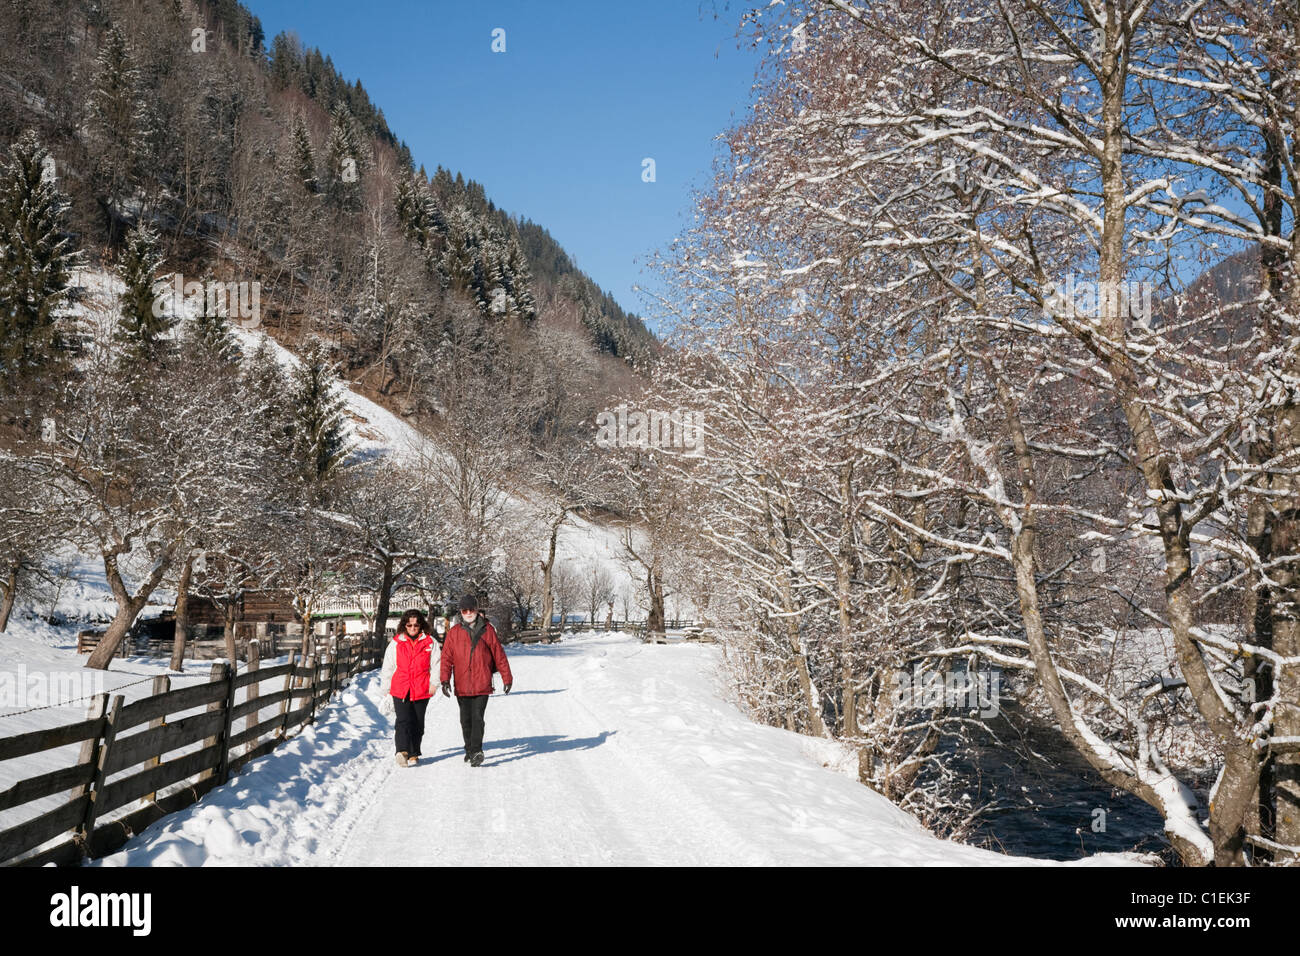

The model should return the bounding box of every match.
[0,615,296,847]
[82,631,1147,867]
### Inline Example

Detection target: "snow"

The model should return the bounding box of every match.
[1,276,1154,866]
[87,632,1150,866]
[0,615,297,851]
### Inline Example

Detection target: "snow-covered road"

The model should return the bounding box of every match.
[92,632,1140,866]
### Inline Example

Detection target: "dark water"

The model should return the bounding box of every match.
[942,700,1176,863]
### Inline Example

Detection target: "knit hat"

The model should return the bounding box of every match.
[459,593,479,612]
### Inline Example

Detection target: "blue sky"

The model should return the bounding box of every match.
[246,0,765,332]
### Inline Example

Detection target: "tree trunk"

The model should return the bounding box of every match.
[1244,61,1289,863]
[1086,18,1233,862]
[647,565,666,636]
[1248,119,1300,861]
[760,482,824,737]
[837,463,858,738]
[224,601,238,664]
[372,555,394,647]
[86,605,135,670]
[169,554,194,671]
[540,515,561,633]
[0,562,19,632]
[1270,378,1300,860]
[87,549,173,670]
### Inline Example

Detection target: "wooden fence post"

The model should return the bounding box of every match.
[278,650,298,738]
[78,693,124,858]
[143,675,170,803]
[71,693,108,802]
[198,662,227,783]
[216,661,237,784]
[306,654,319,724]
[244,642,260,758]
[65,691,109,858]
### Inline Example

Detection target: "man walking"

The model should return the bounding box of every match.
[440,594,512,766]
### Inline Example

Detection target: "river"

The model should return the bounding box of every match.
[944,699,1177,862]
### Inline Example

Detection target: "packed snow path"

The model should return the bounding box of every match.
[94,633,1135,866]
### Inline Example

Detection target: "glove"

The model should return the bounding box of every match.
[441,681,451,698]
[379,694,394,718]
[504,684,512,695]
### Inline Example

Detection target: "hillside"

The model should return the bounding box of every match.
[0,0,655,429]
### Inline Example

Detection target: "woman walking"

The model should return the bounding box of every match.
[379,609,439,766]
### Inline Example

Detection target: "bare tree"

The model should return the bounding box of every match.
[551,563,582,632]
[582,561,615,625]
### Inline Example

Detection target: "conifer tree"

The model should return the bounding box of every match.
[324,104,363,211]
[290,337,350,491]
[185,302,241,368]
[243,337,297,467]
[289,111,318,195]
[115,223,169,361]
[394,175,426,244]
[87,24,150,218]
[0,131,73,376]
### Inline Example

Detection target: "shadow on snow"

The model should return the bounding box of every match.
[424,730,616,767]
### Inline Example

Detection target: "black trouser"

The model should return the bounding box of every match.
[393,695,429,756]
[458,694,489,756]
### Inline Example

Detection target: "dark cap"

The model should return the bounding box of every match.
[459,594,478,612]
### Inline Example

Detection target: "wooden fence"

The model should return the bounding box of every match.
[509,620,710,644]
[0,636,381,867]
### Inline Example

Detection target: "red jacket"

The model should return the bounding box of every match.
[388,632,437,700]
[440,617,512,697]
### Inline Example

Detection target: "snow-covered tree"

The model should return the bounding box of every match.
[0,452,62,632]
[86,24,151,224]
[115,223,169,361]
[290,336,351,492]
[0,130,73,378]
[289,109,318,195]
[648,0,1300,855]
[324,103,364,212]
[335,458,449,647]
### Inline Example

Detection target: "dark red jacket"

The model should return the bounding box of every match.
[388,632,437,700]
[440,617,512,697]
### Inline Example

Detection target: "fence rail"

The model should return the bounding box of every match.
[507,620,711,644]
[0,635,381,867]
